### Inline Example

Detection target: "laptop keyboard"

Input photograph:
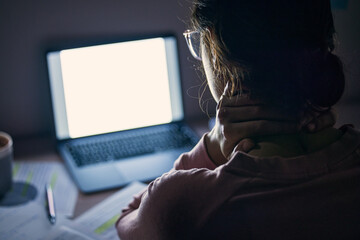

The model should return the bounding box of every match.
[66,124,197,167]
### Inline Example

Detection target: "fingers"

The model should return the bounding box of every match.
[305,109,337,132]
[218,105,298,123]
[217,87,297,123]
[220,119,298,158]
[234,138,255,153]
[222,120,299,141]
[226,138,255,160]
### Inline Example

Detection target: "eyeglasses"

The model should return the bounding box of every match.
[183,30,202,61]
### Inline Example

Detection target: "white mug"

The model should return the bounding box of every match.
[0,132,13,197]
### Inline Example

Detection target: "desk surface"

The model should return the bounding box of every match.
[13,119,210,219]
[13,152,109,218]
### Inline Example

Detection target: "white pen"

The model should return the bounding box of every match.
[45,184,56,224]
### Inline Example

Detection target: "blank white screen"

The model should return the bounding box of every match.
[59,38,173,138]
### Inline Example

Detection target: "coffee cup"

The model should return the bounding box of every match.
[0,132,13,197]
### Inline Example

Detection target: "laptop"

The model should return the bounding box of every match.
[46,34,199,193]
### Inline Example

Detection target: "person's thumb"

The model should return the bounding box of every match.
[227,138,255,159]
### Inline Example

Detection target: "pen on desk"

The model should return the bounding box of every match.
[45,184,56,224]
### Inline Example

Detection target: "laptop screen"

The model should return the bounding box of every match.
[47,35,184,140]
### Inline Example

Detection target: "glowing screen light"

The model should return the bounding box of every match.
[59,38,172,138]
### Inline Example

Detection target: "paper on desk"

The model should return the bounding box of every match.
[72,182,147,240]
[44,226,95,240]
[10,161,78,217]
[0,201,71,240]
[0,161,77,240]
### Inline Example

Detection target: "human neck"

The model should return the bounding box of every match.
[247,127,343,158]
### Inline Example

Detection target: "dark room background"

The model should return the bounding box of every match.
[0,0,359,154]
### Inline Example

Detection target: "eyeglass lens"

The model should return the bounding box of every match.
[190,32,201,60]
[185,31,202,61]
